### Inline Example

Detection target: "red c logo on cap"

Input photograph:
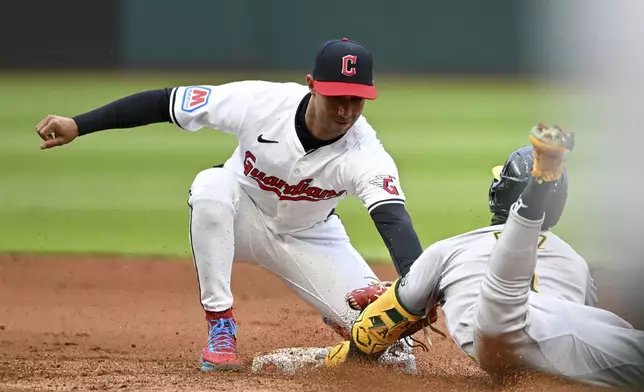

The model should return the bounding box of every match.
[341,55,357,76]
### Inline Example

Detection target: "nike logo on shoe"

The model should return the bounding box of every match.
[257,134,278,144]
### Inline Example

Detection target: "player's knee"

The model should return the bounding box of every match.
[474,330,527,380]
[191,199,234,224]
[189,168,238,207]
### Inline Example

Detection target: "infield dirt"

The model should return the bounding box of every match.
[0,254,630,391]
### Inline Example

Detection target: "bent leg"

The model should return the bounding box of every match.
[475,205,543,338]
[472,194,644,388]
[188,167,249,371]
[473,203,545,376]
[269,215,377,334]
[188,167,241,312]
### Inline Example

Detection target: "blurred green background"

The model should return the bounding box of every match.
[1,72,592,263]
[0,0,598,264]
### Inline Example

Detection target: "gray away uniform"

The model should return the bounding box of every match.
[399,206,644,388]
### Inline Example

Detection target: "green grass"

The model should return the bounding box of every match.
[0,71,599,263]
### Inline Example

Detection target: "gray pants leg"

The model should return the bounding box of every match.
[474,204,644,389]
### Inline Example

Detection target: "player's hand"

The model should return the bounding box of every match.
[36,115,79,150]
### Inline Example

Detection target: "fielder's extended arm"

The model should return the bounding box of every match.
[370,203,423,277]
[73,89,173,136]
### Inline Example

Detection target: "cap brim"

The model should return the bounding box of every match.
[313,81,377,100]
[492,165,503,180]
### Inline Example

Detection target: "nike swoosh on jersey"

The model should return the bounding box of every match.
[257,134,279,143]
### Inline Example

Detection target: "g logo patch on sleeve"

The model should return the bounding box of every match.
[369,175,400,196]
[181,86,212,112]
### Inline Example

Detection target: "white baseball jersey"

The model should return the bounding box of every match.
[169,81,405,233]
[413,224,598,349]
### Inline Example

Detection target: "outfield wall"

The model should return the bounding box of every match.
[1,0,120,68]
[1,0,526,75]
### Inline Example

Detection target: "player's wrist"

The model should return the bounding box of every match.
[72,113,94,136]
[70,118,80,137]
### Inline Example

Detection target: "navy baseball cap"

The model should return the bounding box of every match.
[312,38,377,100]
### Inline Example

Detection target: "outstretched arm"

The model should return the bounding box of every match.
[36,88,174,149]
[74,89,173,135]
[370,202,423,276]
[350,148,422,276]
[344,147,426,311]
[36,81,266,150]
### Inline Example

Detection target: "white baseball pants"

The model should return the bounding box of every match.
[187,167,377,333]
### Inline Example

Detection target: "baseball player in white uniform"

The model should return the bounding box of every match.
[35,38,424,371]
[325,126,644,389]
